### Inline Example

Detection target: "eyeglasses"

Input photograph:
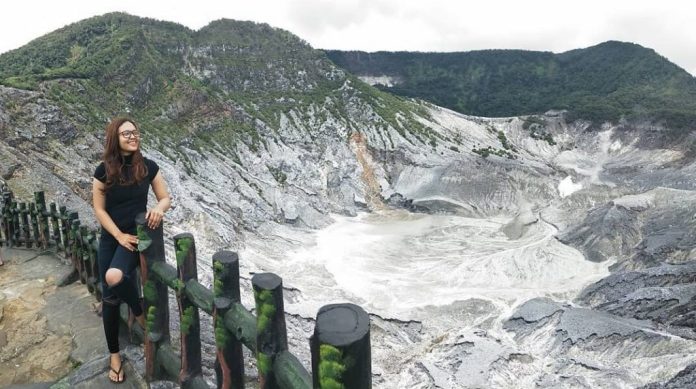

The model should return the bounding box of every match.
[119,130,141,139]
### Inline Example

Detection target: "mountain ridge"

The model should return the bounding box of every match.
[326,41,696,129]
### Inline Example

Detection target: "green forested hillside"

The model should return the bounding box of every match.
[0,14,338,147]
[326,42,696,129]
[0,13,436,154]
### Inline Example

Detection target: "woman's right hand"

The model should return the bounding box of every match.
[116,232,139,252]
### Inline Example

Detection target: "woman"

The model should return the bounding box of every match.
[92,117,171,383]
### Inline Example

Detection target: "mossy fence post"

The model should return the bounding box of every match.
[85,227,99,297]
[29,203,42,249]
[311,303,371,388]
[135,212,170,381]
[10,200,20,246]
[213,250,244,388]
[77,225,97,295]
[34,191,49,249]
[70,216,86,284]
[1,192,13,247]
[19,202,30,247]
[48,202,60,249]
[58,205,69,257]
[174,232,204,387]
[64,211,77,264]
[253,273,288,389]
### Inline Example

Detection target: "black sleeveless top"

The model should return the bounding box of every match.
[93,155,159,235]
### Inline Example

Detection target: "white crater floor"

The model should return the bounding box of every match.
[242,210,610,320]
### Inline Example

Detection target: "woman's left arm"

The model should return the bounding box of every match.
[146,171,171,229]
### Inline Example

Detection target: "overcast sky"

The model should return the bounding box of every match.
[2,0,695,75]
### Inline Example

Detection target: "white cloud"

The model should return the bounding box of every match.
[1,0,695,75]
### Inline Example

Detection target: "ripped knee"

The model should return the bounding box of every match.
[105,268,124,287]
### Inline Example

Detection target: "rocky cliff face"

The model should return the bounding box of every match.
[2,12,696,388]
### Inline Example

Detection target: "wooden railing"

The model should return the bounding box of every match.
[0,190,101,295]
[0,190,372,388]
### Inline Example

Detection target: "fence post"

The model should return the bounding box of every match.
[19,202,30,248]
[311,303,371,389]
[252,273,288,389]
[59,206,69,258]
[49,202,60,250]
[79,226,95,294]
[135,212,169,381]
[29,203,39,247]
[212,250,245,389]
[1,192,12,247]
[34,191,49,249]
[174,233,203,387]
[11,201,20,246]
[88,228,100,300]
[0,197,4,247]
[70,214,84,283]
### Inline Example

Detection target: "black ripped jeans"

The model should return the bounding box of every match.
[98,228,143,353]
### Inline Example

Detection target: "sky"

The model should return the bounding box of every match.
[2,0,695,75]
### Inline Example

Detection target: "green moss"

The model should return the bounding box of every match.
[146,306,157,332]
[254,289,276,333]
[215,318,229,347]
[259,303,276,317]
[319,344,346,389]
[175,236,192,266]
[213,278,223,297]
[318,378,343,389]
[257,352,272,375]
[180,305,195,335]
[256,314,269,334]
[319,344,343,361]
[173,279,185,293]
[213,259,224,296]
[142,280,157,303]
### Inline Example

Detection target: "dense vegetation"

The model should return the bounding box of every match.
[326,42,696,129]
[0,12,430,154]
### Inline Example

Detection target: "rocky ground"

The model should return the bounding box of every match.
[0,247,149,388]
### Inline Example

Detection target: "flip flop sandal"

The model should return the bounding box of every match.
[109,364,126,384]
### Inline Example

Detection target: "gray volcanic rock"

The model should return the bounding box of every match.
[505,297,656,342]
[576,262,696,333]
[641,363,696,389]
[557,198,643,263]
[558,188,696,270]
[503,297,696,387]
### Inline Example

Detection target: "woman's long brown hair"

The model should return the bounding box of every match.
[102,117,147,190]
